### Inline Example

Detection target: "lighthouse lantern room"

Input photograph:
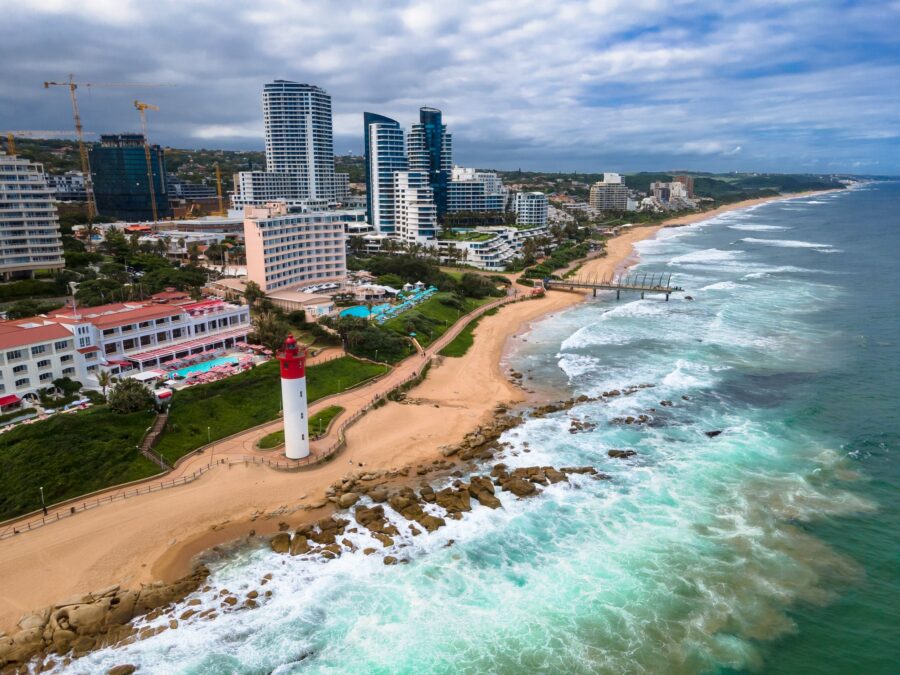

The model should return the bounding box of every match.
[277,334,309,459]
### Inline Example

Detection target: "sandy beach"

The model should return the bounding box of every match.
[0,190,833,632]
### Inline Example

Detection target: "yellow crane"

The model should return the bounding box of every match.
[4,130,85,156]
[134,100,161,224]
[43,75,172,220]
[215,163,225,215]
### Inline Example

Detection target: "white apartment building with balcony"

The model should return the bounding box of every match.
[0,152,65,280]
[244,202,347,293]
[589,173,631,211]
[393,171,438,245]
[438,223,549,271]
[513,192,549,227]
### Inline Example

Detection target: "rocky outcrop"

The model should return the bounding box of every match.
[607,449,637,459]
[0,567,209,670]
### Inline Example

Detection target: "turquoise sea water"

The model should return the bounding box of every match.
[63,184,899,674]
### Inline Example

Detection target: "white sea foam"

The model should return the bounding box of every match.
[727,223,789,232]
[669,248,743,266]
[700,280,740,291]
[740,237,841,253]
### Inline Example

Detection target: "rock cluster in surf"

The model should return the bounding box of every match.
[0,566,210,671]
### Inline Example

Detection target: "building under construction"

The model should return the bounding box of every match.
[89,133,171,221]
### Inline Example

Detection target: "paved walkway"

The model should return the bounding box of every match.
[0,290,524,534]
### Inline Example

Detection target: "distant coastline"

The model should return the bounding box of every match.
[0,188,840,638]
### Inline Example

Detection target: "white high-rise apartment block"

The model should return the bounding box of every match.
[233,81,336,206]
[589,172,630,211]
[244,202,347,293]
[448,167,509,212]
[513,192,548,227]
[393,171,438,245]
[364,113,409,235]
[0,152,65,280]
[333,172,350,201]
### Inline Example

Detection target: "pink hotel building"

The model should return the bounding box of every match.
[243,203,347,293]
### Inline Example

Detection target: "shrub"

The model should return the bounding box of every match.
[108,379,155,414]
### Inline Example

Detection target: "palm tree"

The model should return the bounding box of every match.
[97,370,114,398]
[83,223,98,252]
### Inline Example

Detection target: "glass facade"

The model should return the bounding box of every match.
[89,134,171,221]
[407,107,452,220]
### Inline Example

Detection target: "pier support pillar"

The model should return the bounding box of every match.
[665,294,669,302]
[616,290,620,300]
[593,288,596,297]
[641,292,644,300]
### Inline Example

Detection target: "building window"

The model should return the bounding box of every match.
[15,378,29,388]
[37,359,51,369]
[62,367,75,376]
[31,344,47,356]
[54,340,70,350]
[13,364,27,374]
[40,372,53,382]
[61,354,73,363]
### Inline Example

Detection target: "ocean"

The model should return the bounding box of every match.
[63,183,899,674]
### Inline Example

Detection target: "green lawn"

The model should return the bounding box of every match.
[256,429,284,450]
[0,408,159,520]
[438,307,499,358]
[256,405,344,450]
[155,358,387,464]
[382,293,494,348]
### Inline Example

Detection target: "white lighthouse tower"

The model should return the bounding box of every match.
[277,334,309,460]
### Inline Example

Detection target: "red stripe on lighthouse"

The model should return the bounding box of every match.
[277,334,307,380]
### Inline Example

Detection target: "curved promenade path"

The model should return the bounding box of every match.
[0,289,526,538]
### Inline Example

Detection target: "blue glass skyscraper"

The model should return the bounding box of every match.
[407,107,452,219]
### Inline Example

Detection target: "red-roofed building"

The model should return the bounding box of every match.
[1,297,251,399]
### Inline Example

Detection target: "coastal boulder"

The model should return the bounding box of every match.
[607,449,637,459]
[269,533,291,554]
[502,477,538,497]
[468,476,501,509]
[338,492,360,509]
[290,535,311,556]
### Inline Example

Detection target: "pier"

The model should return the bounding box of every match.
[543,272,685,301]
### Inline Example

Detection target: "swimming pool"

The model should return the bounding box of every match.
[169,356,239,378]
[339,303,391,318]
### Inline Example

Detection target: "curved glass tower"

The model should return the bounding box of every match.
[363,113,408,234]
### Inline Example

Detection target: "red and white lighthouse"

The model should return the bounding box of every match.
[277,334,309,460]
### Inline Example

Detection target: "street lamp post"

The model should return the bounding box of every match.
[39,486,47,516]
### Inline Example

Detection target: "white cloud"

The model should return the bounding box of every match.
[1,0,898,172]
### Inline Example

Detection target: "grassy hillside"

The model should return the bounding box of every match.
[0,408,158,520]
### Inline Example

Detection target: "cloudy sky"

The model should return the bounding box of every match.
[2,0,899,173]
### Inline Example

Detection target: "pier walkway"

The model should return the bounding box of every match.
[544,272,685,300]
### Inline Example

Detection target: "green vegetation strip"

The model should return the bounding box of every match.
[382,293,494,349]
[256,405,344,450]
[438,307,499,358]
[0,409,159,520]
[155,358,387,465]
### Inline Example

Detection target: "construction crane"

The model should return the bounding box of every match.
[134,100,161,224]
[43,75,172,220]
[215,163,225,215]
[4,130,85,156]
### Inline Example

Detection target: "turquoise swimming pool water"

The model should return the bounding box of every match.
[169,356,238,378]
[339,303,391,318]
